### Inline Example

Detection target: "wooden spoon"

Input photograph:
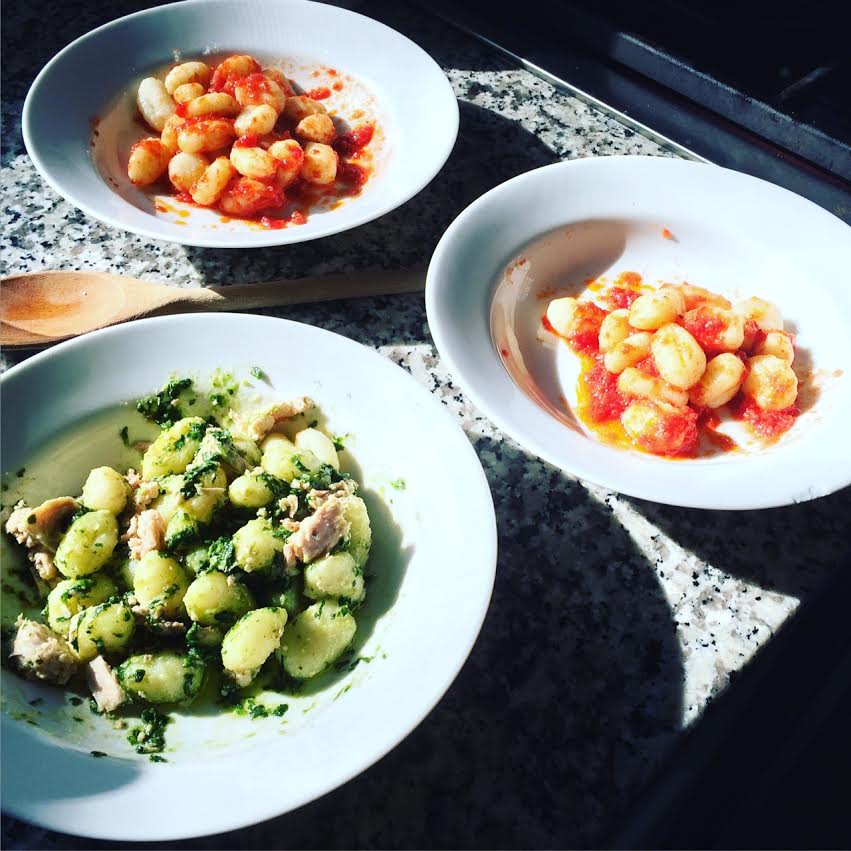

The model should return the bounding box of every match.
[0,268,424,348]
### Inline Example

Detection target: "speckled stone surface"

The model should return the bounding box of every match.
[2,2,849,848]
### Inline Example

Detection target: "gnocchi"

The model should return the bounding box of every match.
[126,52,377,223]
[4,375,376,758]
[547,275,803,456]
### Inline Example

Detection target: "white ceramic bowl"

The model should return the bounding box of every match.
[22,0,458,248]
[426,155,851,510]
[0,314,496,840]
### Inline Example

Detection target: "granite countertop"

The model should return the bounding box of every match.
[2,1,849,848]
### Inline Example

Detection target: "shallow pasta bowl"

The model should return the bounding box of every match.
[426,155,851,510]
[0,314,496,840]
[22,0,458,248]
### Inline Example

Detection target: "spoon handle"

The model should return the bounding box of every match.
[167,269,425,311]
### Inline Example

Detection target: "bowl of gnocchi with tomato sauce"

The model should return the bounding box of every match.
[427,155,851,509]
[22,0,458,247]
[128,52,376,225]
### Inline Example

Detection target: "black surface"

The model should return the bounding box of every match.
[426,0,851,221]
[606,552,851,849]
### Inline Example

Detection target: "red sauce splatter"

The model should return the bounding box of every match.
[332,81,344,92]
[606,286,641,310]
[634,355,659,377]
[221,178,285,215]
[583,357,628,422]
[741,319,766,353]
[631,403,699,457]
[615,271,643,288]
[696,408,738,451]
[338,161,369,188]
[233,134,260,148]
[333,124,374,157]
[500,347,510,358]
[306,86,331,100]
[683,306,728,352]
[542,303,607,355]
[231,72,275,101]
[327,68,338,76]
[734,397,799,440]
[662,227,675,240]
[210,58,261,94]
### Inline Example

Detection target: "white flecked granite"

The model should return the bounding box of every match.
[2,1,848,848]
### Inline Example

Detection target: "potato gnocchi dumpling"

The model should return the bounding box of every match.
[546,275,802,456]
[4,375,376,760]
[125,52,377,223]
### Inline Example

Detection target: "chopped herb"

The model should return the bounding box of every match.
[90,750,107,758]
[389,478,406,491]
[308,419,318,428]
[257,471,289,500]
[137,378,193,426]
[73,716,84,723]
[209,392,227,408]
[271,703,289,717]
[249,702,268,719]
[250,367,265,380]
[181,457,220,497]
[127,707,169,755]
[149,754,167,763]
[272,525,292,541]
[15,468,25,478]
[69,696,83,706]
[69,504,91,523]
[332,435,348,451]
[208,537,236,573]
[133,669,146,682]
[27,513,36,524]
[119,426,130,447]
[89,698,99,714]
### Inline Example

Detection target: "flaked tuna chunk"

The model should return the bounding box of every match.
[123,509,165,560]
[284,497,349,566]
[5,497,79,582]
[10,616,78,685]
[134,480,160,510]
[85,656,127,713]
[232,396,314,441]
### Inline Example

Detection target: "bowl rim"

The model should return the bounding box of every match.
[425,154,851,510]
[0,312,497,840]
[21,0,459,249]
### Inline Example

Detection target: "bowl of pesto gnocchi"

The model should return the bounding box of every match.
[0,314,496,840]
[22,0,458,248]
[426,155,851,509]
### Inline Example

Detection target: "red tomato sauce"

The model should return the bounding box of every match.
[143,57,378,228]
[583,357,628,422]
[233,134,260,148]
[633,355,659,377]
[683,307,728,351]
[734,397,799,440]
[333,124,374,157]
[606,286,642,310]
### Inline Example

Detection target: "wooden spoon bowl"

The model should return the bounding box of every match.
[1,269,424,348]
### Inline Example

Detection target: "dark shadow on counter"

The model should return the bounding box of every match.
[625,484,851,601]
[35,436,680,851]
